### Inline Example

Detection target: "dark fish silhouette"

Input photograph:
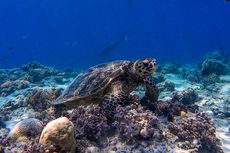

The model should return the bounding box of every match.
[225,0,230,2]
[3,56,9,59]
[145,31,150,35]
[219,47,224,51]
[8,46,13,50]
[98,33,128,60]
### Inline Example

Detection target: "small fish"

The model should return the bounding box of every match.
[8,46,13,50]
[145,32,150,35]
[219,47,224,51]
[98,33,128,59]
[3,56,9,59]
[225,0,230,2]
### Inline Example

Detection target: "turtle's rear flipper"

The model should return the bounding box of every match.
[100,92,128,121]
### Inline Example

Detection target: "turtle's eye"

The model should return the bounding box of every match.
[143,62,149,67]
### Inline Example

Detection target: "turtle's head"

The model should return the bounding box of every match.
[132,58,157,78]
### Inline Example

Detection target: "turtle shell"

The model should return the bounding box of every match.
[54,60,130,106]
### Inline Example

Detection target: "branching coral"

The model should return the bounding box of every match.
[0,79,30,97]
[22,62,59,83]
[172,88,199,105]
[0,135,47,153]
[114,104,160,143]
[157,101,188,122]
[26,87,61,111]
[69,105,109,142]
[168,113,223,153]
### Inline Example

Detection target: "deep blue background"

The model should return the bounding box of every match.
[0,0,230,69]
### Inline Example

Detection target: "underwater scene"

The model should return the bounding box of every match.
[0,0,230,153]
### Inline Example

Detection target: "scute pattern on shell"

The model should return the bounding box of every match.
[55,60,130,105]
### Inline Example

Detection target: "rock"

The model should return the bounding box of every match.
[39,117,76,153]
[8,118,43,142]
[201,58,227,76]
[172,88,199,105]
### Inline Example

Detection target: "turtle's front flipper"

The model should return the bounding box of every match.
[100,92,129,120]
[141,77,159,111]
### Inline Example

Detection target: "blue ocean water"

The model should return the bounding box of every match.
[0,0,230,69]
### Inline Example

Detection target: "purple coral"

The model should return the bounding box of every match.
[26,87,61,111]
[168,112,223,153]
[172,88,199,105]
[69,105,109,141]
[114,104,160,142]
[0,135,47,153]
[157,101,188,122]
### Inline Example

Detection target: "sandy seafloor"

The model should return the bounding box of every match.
[0,54,229,152]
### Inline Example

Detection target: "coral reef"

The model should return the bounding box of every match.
[0,53,228,153]
[69,105,109,142]
[114,104,160,143]
[0,134,47,153]
[39,117,76,152]
[22,62,59,83]
[0,79,30,97]
[201,58,227,76]
[201,50,229,76]
[172,88,199,105]
[157,100,191,122]
[8,118,43,142]
[206,50,229,63]
[168,112,223,153]
[26,87,61,111]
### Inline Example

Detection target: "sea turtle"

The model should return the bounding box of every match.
[54,58,159,118]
